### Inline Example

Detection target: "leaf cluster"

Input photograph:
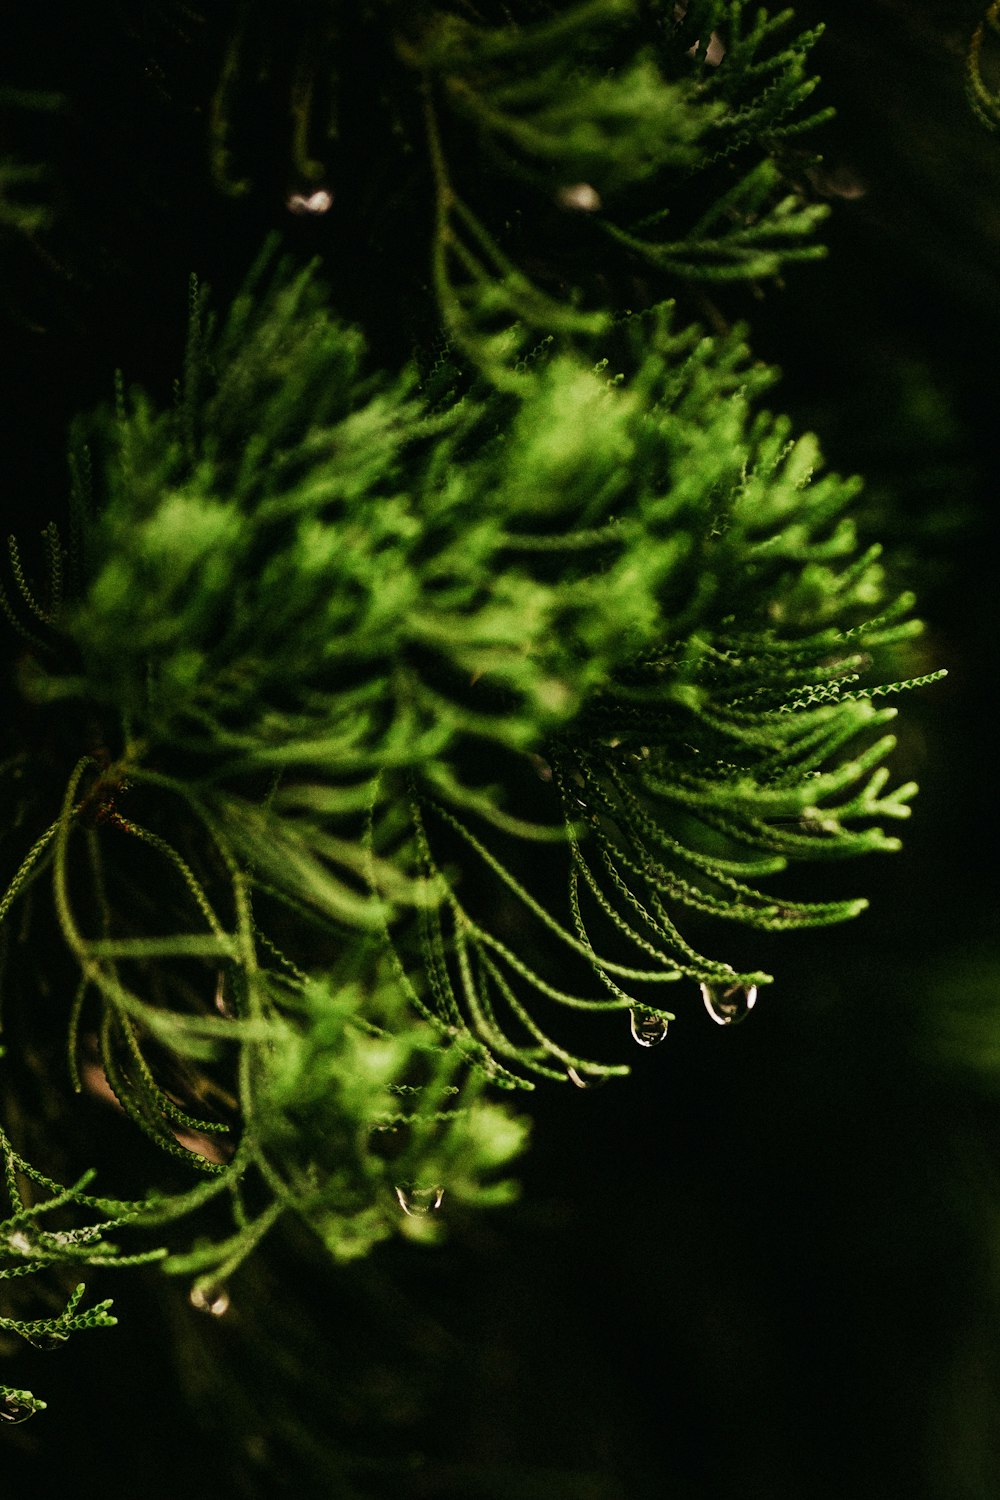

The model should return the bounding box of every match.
[2,247,937,1108]
[0,0,941,1428]
[0,1121,165,1420]
[193,0,834,374]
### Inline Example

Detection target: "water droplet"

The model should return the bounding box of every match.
[189,1282,230,1317]
[629,1009,669,1047]
[286,188,334,216]
[395,1185,444,1216]
[556,182,602,213]
[49,1225,101,1247]
[214,969,234,1018]
[25,1329,69,1352]
[809,163,866,201]
[0,1393,37,1424]
[700,980,758,1026]
[566,1066,607,1089]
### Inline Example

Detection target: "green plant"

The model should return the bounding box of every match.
[1,0,940,1431]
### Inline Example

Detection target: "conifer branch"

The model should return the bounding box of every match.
[0,3,943,1422]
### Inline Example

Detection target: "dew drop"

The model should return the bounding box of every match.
[395,1185,444,1217]
[25,1329,69,1352]
[213,969,234,1018]
[555,182,602,213]
[0,1393,37,1424]
[566,1066,607,1089]
[286,187,334,215]
[189,1282,230,1317]
[700,980,758,1026]
[629,1008,670,1047]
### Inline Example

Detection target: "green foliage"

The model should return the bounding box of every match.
[3,245,935,1119]
[0,1119,166,1419]
[0,0,940,1431]
[198,0,832,376]
[603,1,832,283]
[413,0,832,370]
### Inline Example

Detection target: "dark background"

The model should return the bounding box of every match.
[3,3,1000,1495]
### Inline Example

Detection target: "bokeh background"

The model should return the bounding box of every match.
[3,2,1000,1495]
